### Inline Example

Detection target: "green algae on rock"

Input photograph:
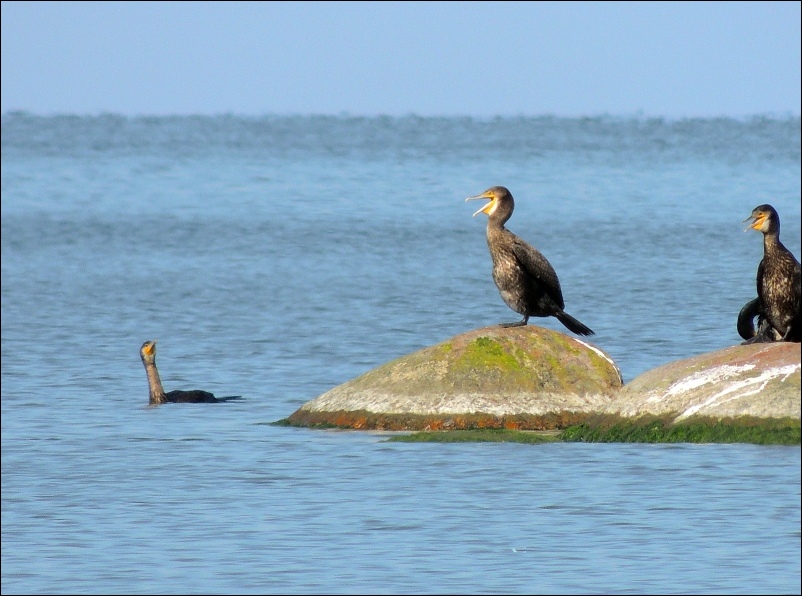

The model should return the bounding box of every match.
[386,429,561,444]
[384,419,800,445]
[286,325,623,431]
[559,414,800,445]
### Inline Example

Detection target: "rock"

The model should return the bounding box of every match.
[287,325,623,430]
[604,342,801,421]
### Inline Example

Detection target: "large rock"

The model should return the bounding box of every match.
[605,342,801,421]
[287,325,623,430]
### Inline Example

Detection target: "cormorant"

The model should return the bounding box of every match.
[465,186,594,336]
[744,204,801,342]
[737,296,780,343]
[140,340,241,405]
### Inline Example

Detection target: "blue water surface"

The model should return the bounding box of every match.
[2,113,800,594]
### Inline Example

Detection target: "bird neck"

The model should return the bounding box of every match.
[486,215,510,234]
[762,230,783,255]
[144,361,167,405]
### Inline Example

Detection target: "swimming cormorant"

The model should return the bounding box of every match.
[744,204,801,342]
[140,340,241,405]
[465,186,594,336]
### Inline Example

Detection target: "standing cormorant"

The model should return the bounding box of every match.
[737,296,780,343]
[465,186,594,336]
[140,340,241,405]
[744,204,801,342]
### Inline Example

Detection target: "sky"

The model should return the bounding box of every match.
[1,1,800,118]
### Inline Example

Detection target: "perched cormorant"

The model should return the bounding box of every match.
[744,204,801,342]
[737,296,781,343]
[140,340,241,405]
[465,186,594,336]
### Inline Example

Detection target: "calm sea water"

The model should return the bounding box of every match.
[2,113,800,594]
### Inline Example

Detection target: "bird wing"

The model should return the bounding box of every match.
[786,251,801,312]
[756,257,766,301]
[509,233,566,309]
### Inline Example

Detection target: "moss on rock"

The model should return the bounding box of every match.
[286,325,622,430]
[559,413,800,445]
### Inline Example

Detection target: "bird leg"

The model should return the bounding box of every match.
[500,315,528,328]
[742,325,781,344]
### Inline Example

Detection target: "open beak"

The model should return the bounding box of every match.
[465,193,495,217]
[743,212,764,232]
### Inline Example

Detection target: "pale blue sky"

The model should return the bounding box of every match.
[2,1,800,117]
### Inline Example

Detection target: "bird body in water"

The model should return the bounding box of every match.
[744,204,801,343]
[465,186,594,336]
[139,340,241,405]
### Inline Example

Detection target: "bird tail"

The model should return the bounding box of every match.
[556,311,595,336]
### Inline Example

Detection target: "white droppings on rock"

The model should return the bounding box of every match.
[676,363,801,420]
[665,364,756,397]
[574,337,623,384]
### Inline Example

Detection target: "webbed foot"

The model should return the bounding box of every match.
[500,316,528,328]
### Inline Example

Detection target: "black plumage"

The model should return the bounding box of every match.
[466,186,594,336]
[139,340,241,405]
[737,296,780,343]
[744,204,801,342]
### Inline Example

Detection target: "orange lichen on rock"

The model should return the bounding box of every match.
[285,408,593,431]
